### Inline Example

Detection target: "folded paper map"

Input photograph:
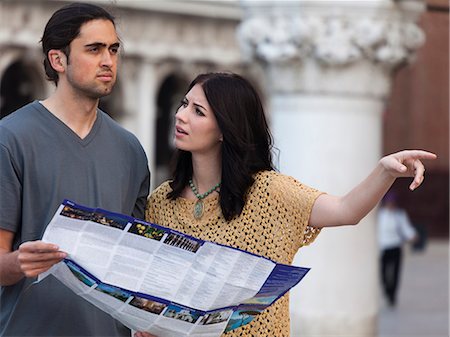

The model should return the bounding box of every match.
[41,200,310,337]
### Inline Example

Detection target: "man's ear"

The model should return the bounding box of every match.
[48,50,66,74]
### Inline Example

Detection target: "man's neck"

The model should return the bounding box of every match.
[41,89,99,139]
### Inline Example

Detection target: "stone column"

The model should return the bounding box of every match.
[137,60,158,189]
[238,1,425,335]
[120,58,158,188]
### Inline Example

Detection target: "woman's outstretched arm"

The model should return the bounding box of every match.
[309,150,437,228]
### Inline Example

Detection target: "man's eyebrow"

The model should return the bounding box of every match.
[84,42,120,48]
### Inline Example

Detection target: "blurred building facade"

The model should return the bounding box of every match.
[0,0,267,186]
[0,0,448,336]
[238,1,446,335]
[384,0,449,239]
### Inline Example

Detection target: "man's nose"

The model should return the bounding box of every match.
[101,50,114,67]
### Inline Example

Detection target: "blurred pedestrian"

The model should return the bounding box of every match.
[378,191,418,307]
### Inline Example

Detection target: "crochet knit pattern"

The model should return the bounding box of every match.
[146,170,322,337]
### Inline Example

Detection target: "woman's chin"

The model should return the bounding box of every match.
[174,142,189,152]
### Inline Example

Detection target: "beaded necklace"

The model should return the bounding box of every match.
[188,179,221,219]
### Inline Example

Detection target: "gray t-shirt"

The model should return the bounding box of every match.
[0,101,150,336]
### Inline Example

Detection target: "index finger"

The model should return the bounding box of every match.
[400,150,437,160]
[19,241,60,253]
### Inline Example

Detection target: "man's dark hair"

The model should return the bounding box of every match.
[168,72,275,221]
[40,2,116,85]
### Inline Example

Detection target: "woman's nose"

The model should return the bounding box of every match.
[175,107,187,122]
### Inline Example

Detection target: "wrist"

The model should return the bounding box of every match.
[374,161,397,192]
[378,158,397,180]
[0,250,25,286]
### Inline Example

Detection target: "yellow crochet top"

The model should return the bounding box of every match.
[145,170,322,337]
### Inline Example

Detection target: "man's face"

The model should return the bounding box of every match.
[64,19,119,99]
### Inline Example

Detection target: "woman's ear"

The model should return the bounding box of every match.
[48,50,66,74]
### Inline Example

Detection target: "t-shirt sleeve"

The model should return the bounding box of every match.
[129,135,150,221]
[271,174,323,249]
[0,142,21,233]
[132,166,150,220]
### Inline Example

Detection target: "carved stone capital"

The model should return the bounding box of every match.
[238,1,426,68]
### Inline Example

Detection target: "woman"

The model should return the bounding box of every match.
[139,72,436,337]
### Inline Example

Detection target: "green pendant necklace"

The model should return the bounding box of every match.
[189,179,221,219]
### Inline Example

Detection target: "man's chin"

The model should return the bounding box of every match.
[92,87,114,99]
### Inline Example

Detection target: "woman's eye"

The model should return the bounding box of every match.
[195,109,205,116]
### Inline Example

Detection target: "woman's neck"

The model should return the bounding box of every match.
[191,152,222,194]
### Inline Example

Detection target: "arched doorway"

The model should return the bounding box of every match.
[0,57,124,121]
[154,74,189,186]
[0,59,45,119]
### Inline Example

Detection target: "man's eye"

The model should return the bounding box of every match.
[110,47,119,54]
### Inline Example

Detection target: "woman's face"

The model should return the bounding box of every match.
[174,83,223,156]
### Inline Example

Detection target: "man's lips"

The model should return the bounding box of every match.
[97,73,113,81]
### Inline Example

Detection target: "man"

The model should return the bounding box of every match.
[0,3,150,336]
